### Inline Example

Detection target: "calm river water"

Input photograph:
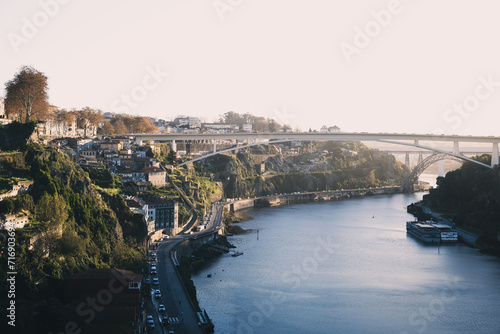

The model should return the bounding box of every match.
[192,193,500,333]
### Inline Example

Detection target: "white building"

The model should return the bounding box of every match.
[320,125,341,133]
[241,124,253,132]
[0,213,28,229]
[0,97,4,117]
[174,117,201,128]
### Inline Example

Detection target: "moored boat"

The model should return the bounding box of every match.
[406,221,458,243]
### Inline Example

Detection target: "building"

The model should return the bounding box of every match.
[241,123,253,132]
[0,180,33,201]
[0,213,29,229]
[144,198,178,231]
[38,117,77,136]
[142,166,166,187]
[202,123,239,133]
[62,268,143,333]
[81,149,98,160]
[100,138,123,153]
[321,125,341,133]
[174,116,201,128]
[0,97,4,117]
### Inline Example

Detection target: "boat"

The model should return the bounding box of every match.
[406,221,441,243]
[230,251,243,257]
[406,221,458,243]
[430,223,458,242]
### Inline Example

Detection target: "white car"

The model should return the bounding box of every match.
[158,304,165,311]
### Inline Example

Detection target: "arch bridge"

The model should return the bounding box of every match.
[134,132,500,169]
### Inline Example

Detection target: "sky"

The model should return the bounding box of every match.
[1,0,500,136]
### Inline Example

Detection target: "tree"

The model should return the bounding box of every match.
[35,193,68,228]
[99,121,115,135]
[4,66,50,122]
[112,118,127,134]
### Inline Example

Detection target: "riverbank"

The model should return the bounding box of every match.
[407,201,483,248]
[228,186,402,213]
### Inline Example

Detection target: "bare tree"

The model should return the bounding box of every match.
[4,66,50,122]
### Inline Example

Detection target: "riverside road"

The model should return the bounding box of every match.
[148,202,225,334]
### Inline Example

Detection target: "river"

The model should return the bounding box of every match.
[192,193,500,334]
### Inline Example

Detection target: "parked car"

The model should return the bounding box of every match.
[153,278,159,285]
[158,304,165,311]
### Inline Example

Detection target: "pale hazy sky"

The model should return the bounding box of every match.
[1,0,500,135]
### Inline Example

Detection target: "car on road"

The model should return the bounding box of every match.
[146,315,155,328]
[155,290,161,299]
[162,316,170,325]
[158,304,165,311]
[153,278,159,285]
[144,278,150,284]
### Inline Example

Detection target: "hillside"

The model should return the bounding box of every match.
[0,141,147,333]
[193,141,408,198]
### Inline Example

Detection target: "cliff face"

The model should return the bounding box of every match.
[195,144,408,199]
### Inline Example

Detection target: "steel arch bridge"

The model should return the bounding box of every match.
[401,153,464,193]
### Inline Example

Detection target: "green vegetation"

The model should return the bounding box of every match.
[194,142,407,199]
[0,143,147,333]
[422,154,500,251]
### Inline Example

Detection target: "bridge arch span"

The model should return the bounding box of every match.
[402,153,463,193]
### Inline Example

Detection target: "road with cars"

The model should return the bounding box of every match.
[145,202,226,334]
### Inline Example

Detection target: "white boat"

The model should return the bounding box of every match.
[406,221,458,243]
[428,223,458,242]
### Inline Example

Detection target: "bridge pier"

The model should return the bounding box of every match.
[405,153,410,168]
[136,137,143,146]
[213,140,217,153]
[453,141,460,154]
[492,143,499,167]
[438,160,445,177]
[171,140,177,151]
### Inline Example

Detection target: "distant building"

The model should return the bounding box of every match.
[100,139,123,153]
[38,117,77,136]
[321,125,341,133]
[202,123,239,133]
[81,149,98,160]
[241,123,253,132]
[0,97,4,117]
[142,166,166,187]
[0,180,33,201]
[174,116,201,128]
[144,198,178,231]
[328,125,341,133]
[0,213,29,229]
